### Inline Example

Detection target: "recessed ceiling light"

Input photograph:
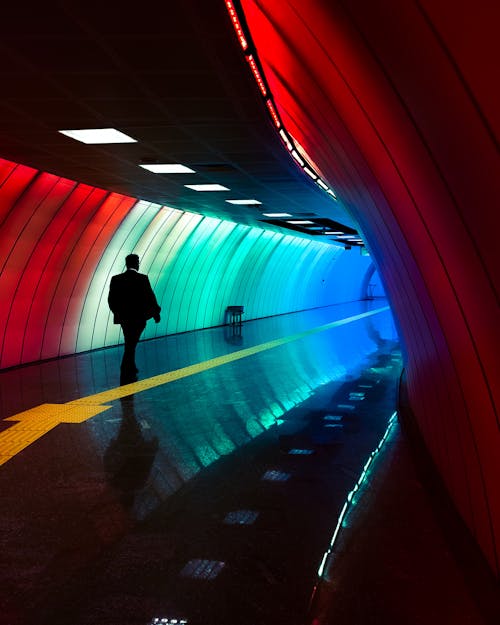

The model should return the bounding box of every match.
[279,129,293,151]
[140,163,195,174]
[226,0,248,51]
[325,231,344,235]
[291,150,305,166]
[184,184,230,192]
[225,199,262,205]
[266,99,281,128]
[262,212,292,217]
[303,166,317,180]
[247,55,267,97]
[287,220,314,225]
[58,128,137,144]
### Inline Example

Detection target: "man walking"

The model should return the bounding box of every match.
[108,254,161,383]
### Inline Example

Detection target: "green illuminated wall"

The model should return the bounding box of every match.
[79,202,370,352]
[0,158,372,369]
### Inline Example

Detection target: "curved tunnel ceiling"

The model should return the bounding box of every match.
[0,0,498,578]
[235,0,499,574]
[0,0,357,242]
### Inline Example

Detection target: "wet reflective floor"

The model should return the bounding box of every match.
[0,301,403,625]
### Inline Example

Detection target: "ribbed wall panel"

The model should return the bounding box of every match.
[57,193,137,357]
[240,0,500,573]
[0,161,38,224]
[97,210,364,340]
[77,200,166,352]
[0,157,371,371]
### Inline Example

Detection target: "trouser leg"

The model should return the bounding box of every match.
[120,321,146,374]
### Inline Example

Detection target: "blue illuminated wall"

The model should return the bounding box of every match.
[81,203,371,350]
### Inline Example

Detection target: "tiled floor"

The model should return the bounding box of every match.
[0,301,405,624]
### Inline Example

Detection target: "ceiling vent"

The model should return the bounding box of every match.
[260,217,358,239]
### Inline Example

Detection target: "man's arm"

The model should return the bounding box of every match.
[143,275,161,323]
[108,276,117,312]
[108,275,122,324]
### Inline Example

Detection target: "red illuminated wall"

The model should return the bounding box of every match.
[0,159,136,368]
[239,0,499,573]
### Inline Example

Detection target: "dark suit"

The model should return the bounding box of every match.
[108,268,161,379]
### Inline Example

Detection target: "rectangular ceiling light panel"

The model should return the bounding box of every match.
[184,184,230,192]
[225,199,262,205]
[58,128,137,144]
[140,164,195,173]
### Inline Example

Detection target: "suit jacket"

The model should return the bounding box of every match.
[108,269,161,325]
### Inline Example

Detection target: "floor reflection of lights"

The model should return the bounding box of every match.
[180,559,226,580]
[223,510,260,525]
[261,469,291,482]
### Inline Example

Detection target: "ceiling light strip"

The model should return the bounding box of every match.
[265,99,281,129]
[225,0,248,51]
[291,150,305,167]
[279,129,293,151]
[247,55,267,96]
[315,412,398,579]
[303,166,317,180]
[224,1,342,208]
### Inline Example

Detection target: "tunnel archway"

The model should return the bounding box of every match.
[238,0,500,574]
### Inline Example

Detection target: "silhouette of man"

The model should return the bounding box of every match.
[108,254,161,383]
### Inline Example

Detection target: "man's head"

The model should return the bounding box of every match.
[125,254,139,270]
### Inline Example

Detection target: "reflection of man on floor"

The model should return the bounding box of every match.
[108,254,161,383]
[104,395,158,509]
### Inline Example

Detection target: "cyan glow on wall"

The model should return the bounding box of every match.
[76,200,172,352]
[87,203,372,349]
[0,157,373,369]
[83,306,399,519]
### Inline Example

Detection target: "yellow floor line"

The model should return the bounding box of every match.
[0,306,389,466]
